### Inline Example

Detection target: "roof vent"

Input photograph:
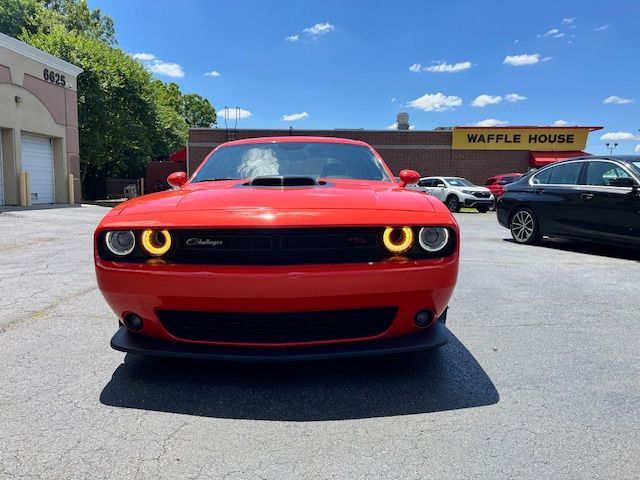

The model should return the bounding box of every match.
[396,112,410,130]
[247,176,322,187]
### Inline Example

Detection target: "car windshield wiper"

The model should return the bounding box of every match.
[195,177,238,182]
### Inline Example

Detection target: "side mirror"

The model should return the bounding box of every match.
[398,169,420,188]
[167,171,188,188]
[436,183,446,188]
[609,177,635,188]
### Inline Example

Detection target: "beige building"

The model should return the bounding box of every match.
[0,32,83,206]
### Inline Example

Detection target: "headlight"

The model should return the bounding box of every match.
[141,229,172,256]
[418,227,449,252]
[105,230,136,256]
[462,190,474,195]
[383,227,414,254]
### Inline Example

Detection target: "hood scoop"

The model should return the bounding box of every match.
[245,176,326,187]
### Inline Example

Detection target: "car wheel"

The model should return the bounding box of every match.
[445,195,460,212]
[477,206,489,213]
[510,208,541,245]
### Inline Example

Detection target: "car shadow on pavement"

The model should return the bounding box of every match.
[100,334,499,421]
[503,237,640,261]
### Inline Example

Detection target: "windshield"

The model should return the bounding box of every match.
[632,162,640,174]
[193,142,391,182]
[445,178,475,187]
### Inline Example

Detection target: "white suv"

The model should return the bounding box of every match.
[411,176,495,213]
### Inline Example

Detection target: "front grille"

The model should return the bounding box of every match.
[157,307,397,344]
[169,228,385,265]
[472,191,491,198]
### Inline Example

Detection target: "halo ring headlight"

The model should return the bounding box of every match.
[418,227,449,252]
[105,230,136,256]
[383,227,414,254]
[141,229,172,256]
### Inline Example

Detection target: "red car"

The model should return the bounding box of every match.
[95,137,459,361]
[485,173,524,198]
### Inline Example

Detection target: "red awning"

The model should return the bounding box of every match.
[529,151,589,167]
[169,148,186,162]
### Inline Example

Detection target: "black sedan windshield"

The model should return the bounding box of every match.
[193,142,391,182]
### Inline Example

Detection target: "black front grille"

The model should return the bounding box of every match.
[472,191,491,198]
[170,228,385,265]
[157,307,397,344]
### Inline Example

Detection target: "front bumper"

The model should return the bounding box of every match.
[111,319,450,362]
[96,256,458,348]
[462,196,495,208]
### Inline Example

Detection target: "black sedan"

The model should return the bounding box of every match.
[496,155,640,246]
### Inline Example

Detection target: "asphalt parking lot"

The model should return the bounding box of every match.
[1,205,639,479]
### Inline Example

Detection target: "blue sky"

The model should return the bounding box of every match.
[90,0,639,154]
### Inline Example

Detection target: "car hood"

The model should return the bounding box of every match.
[115,180,437,216]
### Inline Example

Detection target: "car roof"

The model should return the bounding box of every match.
[219,136,370,147]
[489,173,523,178]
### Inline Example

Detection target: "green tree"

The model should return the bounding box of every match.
[0,0,41,38]
[181,93,216,127]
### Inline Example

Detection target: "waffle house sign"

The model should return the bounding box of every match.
[452,127,592,151]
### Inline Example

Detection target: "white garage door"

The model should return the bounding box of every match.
[22,135,54,204]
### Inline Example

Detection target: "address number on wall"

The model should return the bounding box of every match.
[43,68,66,87]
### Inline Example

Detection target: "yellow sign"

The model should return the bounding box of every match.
[452,127,590,151]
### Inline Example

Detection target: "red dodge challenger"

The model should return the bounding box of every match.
[95,137,459,361]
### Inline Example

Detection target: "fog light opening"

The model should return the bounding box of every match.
[123,313,144,331]
[414,310,434,328]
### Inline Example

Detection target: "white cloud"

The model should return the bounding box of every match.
[505,93,527,103]
[410,61,472,73]
[635,145,640,153]
[471,94,502,107]
[543,28,560,37]
[407,92,462,112]
[303,22,335,37]
[391,97,397,103]
[285,34,299,42]
[424,61,472,73]
[514,39,520,44]
[553,32,565,38]
[387,123,415,130]
[148,61,184,78]
[218,108,252,120]
[503,53,544,66]
[475,119,509,127]
[281,111,309,122]
[600,131,639,142]
[603,95,634,104]
[132,52,185,78]
[594,24,609,31]
[561,17,576,24]
[131,52,156,61]
[541,56,552,62]
[204,70,221,77]
[553,120,571,126]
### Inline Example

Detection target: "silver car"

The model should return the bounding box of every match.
[411,176,495,213]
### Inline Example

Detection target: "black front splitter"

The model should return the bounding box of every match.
[110,322,450,362]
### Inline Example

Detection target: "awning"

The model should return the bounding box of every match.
[169,148,186,162]
[529,151,589,167]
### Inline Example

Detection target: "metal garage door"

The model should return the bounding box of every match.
[22,134,54,204]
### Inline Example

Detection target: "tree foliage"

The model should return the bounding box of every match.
[0,0,217,199]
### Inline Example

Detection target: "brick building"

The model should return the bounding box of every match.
[186,121,600,185]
